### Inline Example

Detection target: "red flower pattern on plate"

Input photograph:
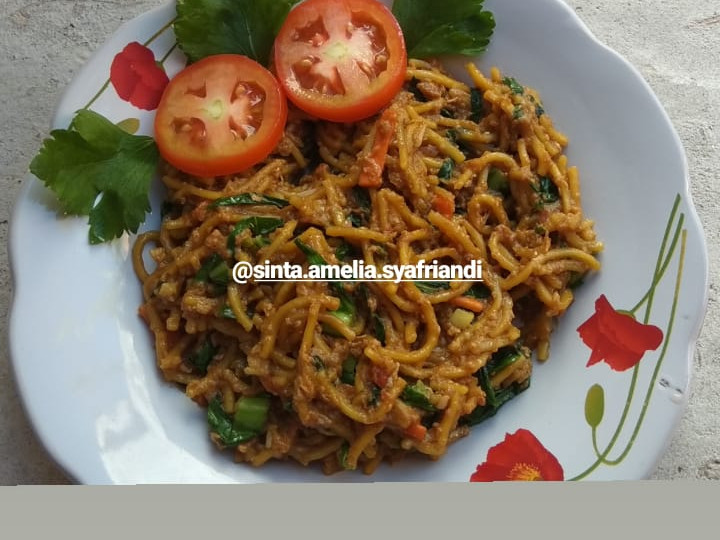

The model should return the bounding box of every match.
[577,294,664,372]
[110,42,169,110]
[470,429,564,481]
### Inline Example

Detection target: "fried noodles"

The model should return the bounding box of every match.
[133,60,603,474]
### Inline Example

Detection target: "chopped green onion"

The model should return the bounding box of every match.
[233,396,270,433]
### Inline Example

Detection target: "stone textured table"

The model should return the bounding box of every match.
[1,0,717,484]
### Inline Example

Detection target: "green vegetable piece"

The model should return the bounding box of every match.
[464,283,490,299]
[207,396,257,446]
[227,216,283,251]
[295,239,358,329]
[348,214,363,228]
[568,271,586,290]
[536,103,545,117]
[584,384,605,428]
[335,242,357,261]
[533,176,560,204]
[340,356,358,385]
[195,253,230,286]
[487,167,509,194]
[372,313,386,346]
[502,77,524,95]
[187,339,218,374]
[368,384,382,407]
[116,117,140,135]
[440,108,455,119]
[487,344,526,377]
[408,78,428,103]
[211,193,289,209]
[392,0,495,58]
[463,368,530,426]
[174,0,300,65]
[312,356,326,371]
[401,381,437,412]
[438,159,454,180]
[469,88,484,122]
[29,109,159,244]
[295,239,327,267]
[349,186,372,227]
[234,396,270,433]
[513,105,524,120]
[219,305,236,320]
[337,442,351,470]
[414,281,451,294]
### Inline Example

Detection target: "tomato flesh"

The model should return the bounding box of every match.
[154,54,287,177]
[274,0,407,123]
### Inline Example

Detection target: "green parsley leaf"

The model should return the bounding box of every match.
[174,0,300,65]
[29,110,158,244]
[393,0,495,58]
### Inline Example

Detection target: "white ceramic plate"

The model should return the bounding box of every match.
[9,0,708,484]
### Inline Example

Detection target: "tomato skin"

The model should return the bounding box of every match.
[273,0,407,123]
[154,54,287,177]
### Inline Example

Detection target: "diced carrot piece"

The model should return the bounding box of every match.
[358,108,397,188]
[449,296,486,313]
[404,422,428,441]
[432,193,455,217]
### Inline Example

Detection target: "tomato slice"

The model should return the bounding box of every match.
[154,54,287,177]
[273,0,407,123]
